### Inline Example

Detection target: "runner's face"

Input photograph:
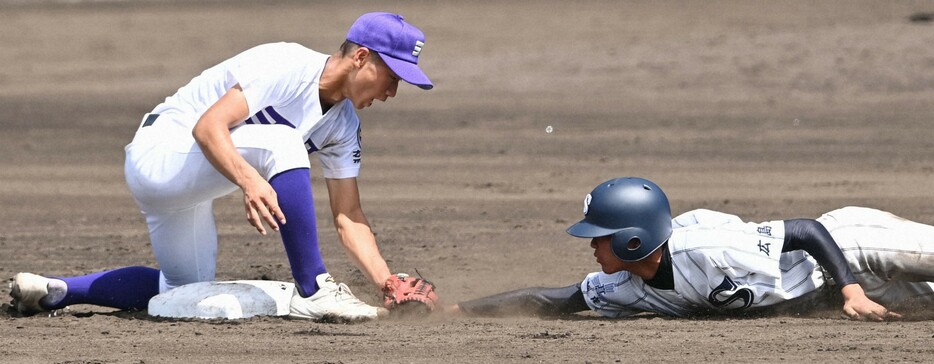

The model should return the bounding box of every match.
[590,236,627,274]
[349,52,400,109]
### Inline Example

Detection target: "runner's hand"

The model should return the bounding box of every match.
[841,284,901,321]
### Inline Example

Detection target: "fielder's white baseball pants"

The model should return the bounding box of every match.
[124,113,309,293]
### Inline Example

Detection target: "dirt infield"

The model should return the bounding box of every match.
[2,1,934,362]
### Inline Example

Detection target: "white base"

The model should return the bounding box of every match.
[148,280,294,319]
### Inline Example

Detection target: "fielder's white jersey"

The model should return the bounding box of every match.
[582,209,825,318]
[150,42,362,179]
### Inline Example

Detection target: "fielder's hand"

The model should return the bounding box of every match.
[241,174,285,235]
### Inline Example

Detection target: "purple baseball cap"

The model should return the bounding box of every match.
[346,12,433,90]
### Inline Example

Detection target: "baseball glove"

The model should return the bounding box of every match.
[382,272,438,316]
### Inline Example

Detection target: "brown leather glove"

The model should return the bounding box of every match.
[382,273,438,314]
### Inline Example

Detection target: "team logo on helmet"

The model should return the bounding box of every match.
[582,193,592,215]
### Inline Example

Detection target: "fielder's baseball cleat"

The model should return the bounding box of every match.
[288,273,386,322]
[9,272,51,315]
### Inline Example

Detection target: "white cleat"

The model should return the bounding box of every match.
[288,273,385,322]
[9,272,51,315]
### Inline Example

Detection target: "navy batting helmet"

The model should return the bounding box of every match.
[566,177,672,262]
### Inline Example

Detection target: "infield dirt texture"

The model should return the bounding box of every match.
[2,1,934,363]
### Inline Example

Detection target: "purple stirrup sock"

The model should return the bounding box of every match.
[269,168,327,297]
[55,266,160,310]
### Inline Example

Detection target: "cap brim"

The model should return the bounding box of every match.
[566,219,620,238]
[381,54,433,90]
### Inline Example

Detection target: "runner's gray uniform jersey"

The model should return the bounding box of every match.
[582,209,823,318]
[582,207,934,317]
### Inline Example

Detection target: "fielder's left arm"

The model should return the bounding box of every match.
[325,177,392,288]
[325,177,440,313]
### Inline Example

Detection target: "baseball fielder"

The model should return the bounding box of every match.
[10,12,438,321]
[452,177,934,321]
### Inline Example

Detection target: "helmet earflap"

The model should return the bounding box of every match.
[610,227,666,262]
